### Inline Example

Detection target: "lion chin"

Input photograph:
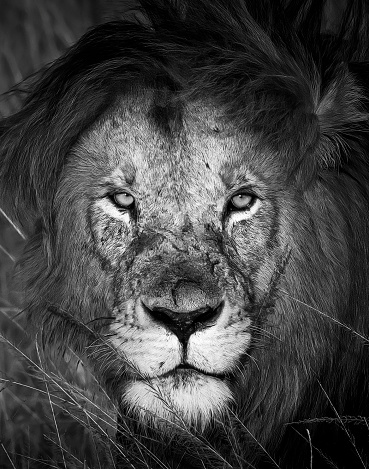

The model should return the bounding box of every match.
[123,370,232,430]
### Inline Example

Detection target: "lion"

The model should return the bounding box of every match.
[1,0,369,467]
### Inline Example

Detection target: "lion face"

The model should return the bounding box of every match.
[55,91,289,428]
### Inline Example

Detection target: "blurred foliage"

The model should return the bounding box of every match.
[0,0,101,116]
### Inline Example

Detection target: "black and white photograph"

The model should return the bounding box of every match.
[1,1,369,468]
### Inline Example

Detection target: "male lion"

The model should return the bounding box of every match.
[1,0,369,467]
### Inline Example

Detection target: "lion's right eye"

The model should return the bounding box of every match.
[229,193,256,211]
[112,192,135,209]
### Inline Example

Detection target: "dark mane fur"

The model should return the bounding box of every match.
[1,0,369,230]
[1,1,369,468]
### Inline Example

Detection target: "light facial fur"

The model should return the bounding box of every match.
[55,92,280,428]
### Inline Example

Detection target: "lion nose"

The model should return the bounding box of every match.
[142,302,223,343]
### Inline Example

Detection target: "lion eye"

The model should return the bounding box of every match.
[229,193,255,211]
[113,192,135,209]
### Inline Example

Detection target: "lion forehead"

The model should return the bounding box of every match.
[68,94,265,199]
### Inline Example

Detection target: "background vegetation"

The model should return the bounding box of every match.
[0,2,118,467]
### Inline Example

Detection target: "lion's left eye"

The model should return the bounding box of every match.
[229,193,256,211]
[112,192,135,209]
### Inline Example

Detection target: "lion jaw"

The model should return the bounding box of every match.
[123,372,233,430]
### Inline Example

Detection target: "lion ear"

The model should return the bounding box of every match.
[314,68,369,168]
[303,0,369,168]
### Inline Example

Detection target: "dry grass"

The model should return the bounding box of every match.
[0,2,114,467]
[0,0,96,116]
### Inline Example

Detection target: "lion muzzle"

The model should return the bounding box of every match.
[141,280,224,343]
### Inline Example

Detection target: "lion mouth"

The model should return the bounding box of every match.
[158,363,226,380]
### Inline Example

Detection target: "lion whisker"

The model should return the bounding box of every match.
[249,325,282,342]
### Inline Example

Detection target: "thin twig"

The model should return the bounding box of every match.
[306,429,313,469]
[0,208,26,239]
[0,243,15,262]
[0,443,16,469]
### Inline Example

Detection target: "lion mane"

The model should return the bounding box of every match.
[1,1,369,467]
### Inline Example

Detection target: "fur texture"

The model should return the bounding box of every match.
[1,1,369,467]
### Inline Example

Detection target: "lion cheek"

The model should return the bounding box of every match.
[109,326,182,377]
[188,324,252,374]
[122,375,233,430]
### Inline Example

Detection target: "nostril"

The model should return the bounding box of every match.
[195,302,223,324]
[141,300,224,343]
